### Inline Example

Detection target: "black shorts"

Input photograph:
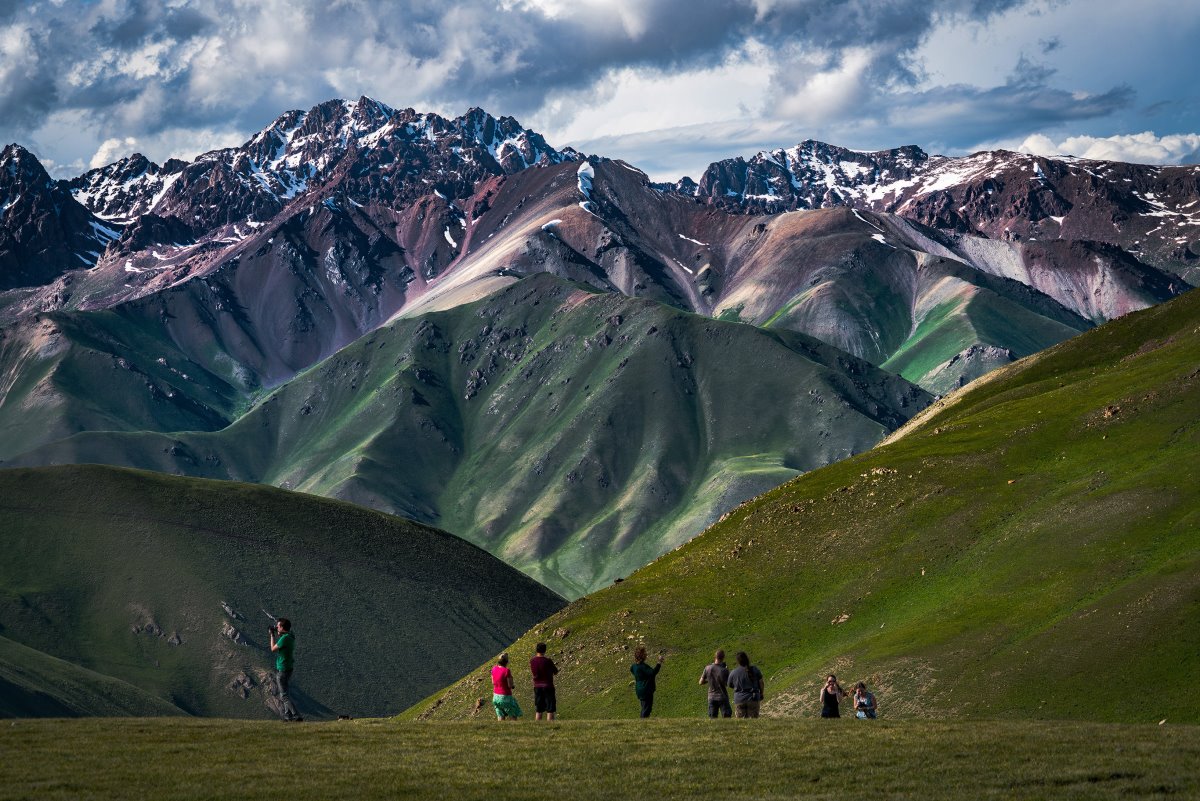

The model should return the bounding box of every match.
[534,686,557,714]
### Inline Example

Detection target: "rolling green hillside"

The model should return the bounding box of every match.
[409,286,1200,723]
[0,310,250,460]
[0,465,564,718]
[10,274,930,597]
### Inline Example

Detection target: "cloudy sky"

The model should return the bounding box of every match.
[3,0,1198,180]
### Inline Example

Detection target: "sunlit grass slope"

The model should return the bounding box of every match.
[0,465,563,718]
[410,287,1200,723]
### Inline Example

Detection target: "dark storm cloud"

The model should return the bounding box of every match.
[0,0,1035,142]
[0,0,1176,177]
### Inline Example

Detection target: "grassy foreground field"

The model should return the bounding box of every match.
[0,718,1197,801]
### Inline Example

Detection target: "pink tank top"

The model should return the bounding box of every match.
[492,664,512,695]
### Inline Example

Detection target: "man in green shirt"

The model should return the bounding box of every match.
[269,618,302,722]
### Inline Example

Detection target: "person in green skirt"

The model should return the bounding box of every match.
[491,652,522,720]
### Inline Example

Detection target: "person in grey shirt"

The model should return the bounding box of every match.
[727,651,764,718]
[698,649,732,718]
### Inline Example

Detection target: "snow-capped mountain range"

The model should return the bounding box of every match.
[0,94,1195,381]
[679,139,1200,274]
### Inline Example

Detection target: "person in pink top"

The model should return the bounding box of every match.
[491,652,522,721]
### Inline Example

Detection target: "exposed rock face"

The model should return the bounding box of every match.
[221,622,247,645]
[680,141,1200,283]
[0,144,118,290]
[67,98,574,236]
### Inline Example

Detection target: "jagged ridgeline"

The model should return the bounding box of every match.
[409,285,1200,723]
[0,465,564,718]
[4,274,930,598]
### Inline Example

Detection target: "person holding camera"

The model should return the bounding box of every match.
[269,618,302,722]
[820,674,848,718]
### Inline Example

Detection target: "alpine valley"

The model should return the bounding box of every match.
[0,96,1197,719]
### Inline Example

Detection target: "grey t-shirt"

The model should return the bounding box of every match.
[727,665,763,704]
[700,662,730,701]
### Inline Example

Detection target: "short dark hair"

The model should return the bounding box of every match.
[735,651,749,667]
[715,649,724,661]
[633,646,647,662]
[536,642,547,654]
[277,618,291,632]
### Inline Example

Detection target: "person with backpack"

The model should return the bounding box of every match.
[727,651,764,718]
[698,649,732,718]
[630,646,662,718]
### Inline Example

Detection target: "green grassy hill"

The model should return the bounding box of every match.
[0,310,250,461]
[0,465,564,718]
[409,286,1200,723]
[10,275,929,597]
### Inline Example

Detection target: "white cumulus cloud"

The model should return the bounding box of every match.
[90,137,139,169]
[1018,131,1200,164]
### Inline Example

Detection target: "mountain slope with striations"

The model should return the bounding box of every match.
[0,464,564,718]
[6,274,930,597]
[409,284,1200,723]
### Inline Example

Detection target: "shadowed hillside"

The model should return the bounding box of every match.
[0,465,564,718]
[409,286,1199,723]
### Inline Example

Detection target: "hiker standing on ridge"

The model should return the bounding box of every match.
[530,642,559,721]
[630,646,662,718]
[821,674,848,718]
[269,618,302,722]
[699,649,732,718]
[727,652,765,718]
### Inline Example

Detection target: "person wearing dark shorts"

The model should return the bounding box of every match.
[530,641,560,721]
[699,649,731,718]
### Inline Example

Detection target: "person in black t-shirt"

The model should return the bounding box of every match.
[821,674,847,718]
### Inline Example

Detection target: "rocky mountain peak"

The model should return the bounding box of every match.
[0,145,116,290]
[1,143,53,187]
[65,98,574,235]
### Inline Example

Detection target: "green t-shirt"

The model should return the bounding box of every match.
[274,631,295,671]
